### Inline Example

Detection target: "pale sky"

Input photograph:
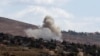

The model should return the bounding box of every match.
[0,0,100,32]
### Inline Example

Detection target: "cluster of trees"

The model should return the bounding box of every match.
[0,32,100,56]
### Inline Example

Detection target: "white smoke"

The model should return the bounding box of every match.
[24,16,62,41]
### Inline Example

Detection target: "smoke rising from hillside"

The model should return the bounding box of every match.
[24,16,62,41]
[43,16,61,37]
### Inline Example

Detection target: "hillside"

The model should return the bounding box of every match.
[0,17,100,56]
[0,32,100,56]
[62,30,100,46]
[0,17,100,46]
[0,17,38,36]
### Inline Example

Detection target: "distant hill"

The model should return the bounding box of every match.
[0,17,100,46]
[0,17,38,36]
[62,30,100,46]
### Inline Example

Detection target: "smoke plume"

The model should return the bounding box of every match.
[24,16,62,41]
[43,16,61,37]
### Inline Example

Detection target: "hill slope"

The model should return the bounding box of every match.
[0,17,100,46]
[0,17,38,36]
[62,31,100,46]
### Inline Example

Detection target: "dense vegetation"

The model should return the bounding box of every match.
[0,32,100,56]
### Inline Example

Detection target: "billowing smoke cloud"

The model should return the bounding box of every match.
[24,16,62,41]
[43,16,61,37]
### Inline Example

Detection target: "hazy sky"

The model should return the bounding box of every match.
[0,0,100,32]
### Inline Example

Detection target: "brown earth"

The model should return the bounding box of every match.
[0,17,38,36]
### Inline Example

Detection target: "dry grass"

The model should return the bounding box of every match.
[0,46,42,56]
